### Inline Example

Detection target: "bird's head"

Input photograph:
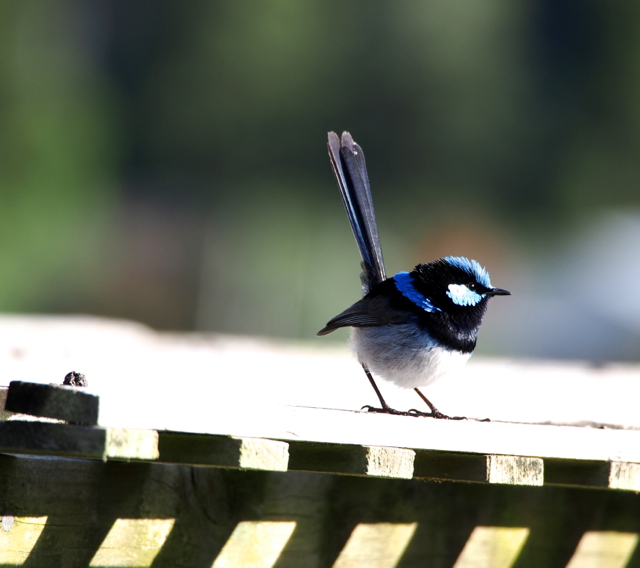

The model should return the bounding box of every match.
[394,256,510,316]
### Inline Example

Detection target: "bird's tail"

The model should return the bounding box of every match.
[327,132,386,294]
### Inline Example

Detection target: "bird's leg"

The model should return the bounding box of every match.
[411,388,466,420]
[360,365,412,416]
[359,365,463,419]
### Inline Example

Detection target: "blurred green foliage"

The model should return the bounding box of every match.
[0,1,118,310]
[0,0,639,354]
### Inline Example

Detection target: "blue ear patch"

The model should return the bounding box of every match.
[446,284,484,307]
[394,272,441,313]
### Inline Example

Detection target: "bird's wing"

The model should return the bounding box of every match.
[327,132,386,293]
[317,294,409,336]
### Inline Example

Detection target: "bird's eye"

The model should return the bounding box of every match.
[468,283,476,291]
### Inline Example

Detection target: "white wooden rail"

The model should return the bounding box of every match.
[1,315,640,566]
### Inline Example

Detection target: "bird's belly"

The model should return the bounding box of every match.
[351,325,471,389]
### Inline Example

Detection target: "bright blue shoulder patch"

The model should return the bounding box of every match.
[393,272,441,313]
[444,256,492,288]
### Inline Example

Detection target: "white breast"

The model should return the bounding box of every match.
[351,325,471,389]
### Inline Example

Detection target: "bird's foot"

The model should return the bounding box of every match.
[407,408,467,420]
[361,405,421,417]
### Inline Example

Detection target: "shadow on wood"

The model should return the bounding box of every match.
[1,454,640,567]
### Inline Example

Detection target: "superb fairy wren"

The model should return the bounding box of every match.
[318,132,510,419]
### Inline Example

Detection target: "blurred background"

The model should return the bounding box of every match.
[1,0,639,362]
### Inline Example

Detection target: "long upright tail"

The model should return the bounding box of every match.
[327,132,386,293]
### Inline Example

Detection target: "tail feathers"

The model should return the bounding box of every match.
[327,132,386,293]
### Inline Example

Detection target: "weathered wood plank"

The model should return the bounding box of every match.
[1,453,640,567]
[105,427,159,460]
[88,518,175,567]
[2,316,640,474]
[0,516,174,567]
[4,380,99,425]
[486,455,544,486]
[454,527,530,568]
[288,441,415,479]
[413,450,486,483]
[608,462,640,491]
[332,523,418,568]
[212,521,297,568]
[0,386,12,421]
[0,516,48,565]
[544,458,611,489]
[414,451,543,486]
[565,531,639,568]
[544,459,640,491]
[150,405,640,466]
[0,421,158,460]
[158,432,288,471]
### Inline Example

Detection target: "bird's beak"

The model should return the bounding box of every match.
[489,288,511,296]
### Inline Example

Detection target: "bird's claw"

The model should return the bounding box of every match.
[360,405,466,419]
[361,405,419,417]
[407,408,467,420]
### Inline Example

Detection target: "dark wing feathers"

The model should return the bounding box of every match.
[317,294,410,335]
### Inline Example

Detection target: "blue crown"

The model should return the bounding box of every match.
[444,256,492,288]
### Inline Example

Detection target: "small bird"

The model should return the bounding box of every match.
[318,132,510,419]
